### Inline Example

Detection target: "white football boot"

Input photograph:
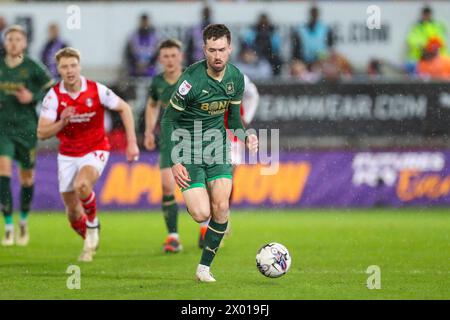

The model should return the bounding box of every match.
[78,225,99,262]
[16,223,30,246]
[1,229,14,247]
[195,264,216,282]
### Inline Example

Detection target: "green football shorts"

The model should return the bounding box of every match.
[181,162,232,192]
[0,134,37,169]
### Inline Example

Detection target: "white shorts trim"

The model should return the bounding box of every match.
[58,151,110,193]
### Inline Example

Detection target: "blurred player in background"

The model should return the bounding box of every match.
[161,24,258,282]
[0,25,54,246]
[198,74,259,248]
[144,39,184,253]
[37,47,139,261]
[41,23,69,80]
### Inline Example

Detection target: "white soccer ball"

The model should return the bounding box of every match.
[256,242,292,278]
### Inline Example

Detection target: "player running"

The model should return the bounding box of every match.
[198,74,260,248]
[0,25,54,246]
[161,24,258,282]
[37,47,139,262]
[144,39,184,253]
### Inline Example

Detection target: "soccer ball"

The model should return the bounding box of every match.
[256,242,291,278]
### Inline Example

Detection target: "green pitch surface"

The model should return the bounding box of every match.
[0,209,449,300]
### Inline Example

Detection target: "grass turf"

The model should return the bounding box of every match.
[0,209,449,299]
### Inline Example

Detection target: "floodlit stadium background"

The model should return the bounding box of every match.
[1,0,450,301]
[2,0,450,210]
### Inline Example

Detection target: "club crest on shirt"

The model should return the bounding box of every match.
[86,98,93,107]
[19,69,28,78]
[226,82,234,94]
[178,80,192,96]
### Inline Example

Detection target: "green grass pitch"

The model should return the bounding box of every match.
[0,209,449,299]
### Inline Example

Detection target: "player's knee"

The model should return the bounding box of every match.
[20,177,34,187]
[161,183,174,196]
[73,180,91,197]
[211,201,229,215]
[19,171,34,186]
[189,208,210,223]
[193,215,210,223]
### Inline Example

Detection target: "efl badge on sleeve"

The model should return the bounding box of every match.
[178,80,192,96]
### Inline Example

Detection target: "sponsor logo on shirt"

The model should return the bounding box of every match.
[0,82,24,94]
[178,80,192,96]
[69,112,96,123]
[200,100,230,115]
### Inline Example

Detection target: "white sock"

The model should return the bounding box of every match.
[197,264,210,273]
[169,232,179,239]
[86,217,99,228]
[5,224,14,232]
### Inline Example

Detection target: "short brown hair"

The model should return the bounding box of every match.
[203,24,231,45]
[4,25,27,38]
[159,39,182,51]
[55,47,81,64]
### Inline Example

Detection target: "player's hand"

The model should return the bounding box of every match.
[126,141,140,163]
[15,86,33,104]
[246,134,259,154]
[60,106,76,126]
[144,132,156,151]
[171,163,191,189]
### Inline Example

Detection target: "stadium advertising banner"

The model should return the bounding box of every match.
[253,82,450,137]
[17,151,450,210]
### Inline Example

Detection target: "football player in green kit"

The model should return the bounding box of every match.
[161,24,259,282]
[144,39,184,253]
[0,25,54,246]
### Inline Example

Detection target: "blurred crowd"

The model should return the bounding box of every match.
[1,4,449,82]
[121,4,450,82]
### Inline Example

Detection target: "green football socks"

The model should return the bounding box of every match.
[200,219,228,267]
[0,176,13,226]
[162,195,179,234]
[20,185,34,223]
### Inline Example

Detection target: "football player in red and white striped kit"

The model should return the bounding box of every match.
[37,47,140,262]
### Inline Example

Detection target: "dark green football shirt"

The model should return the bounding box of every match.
[162,60,245,166]
[0,56,53,137]
[148,72,178,109]
[169,60,244,131]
